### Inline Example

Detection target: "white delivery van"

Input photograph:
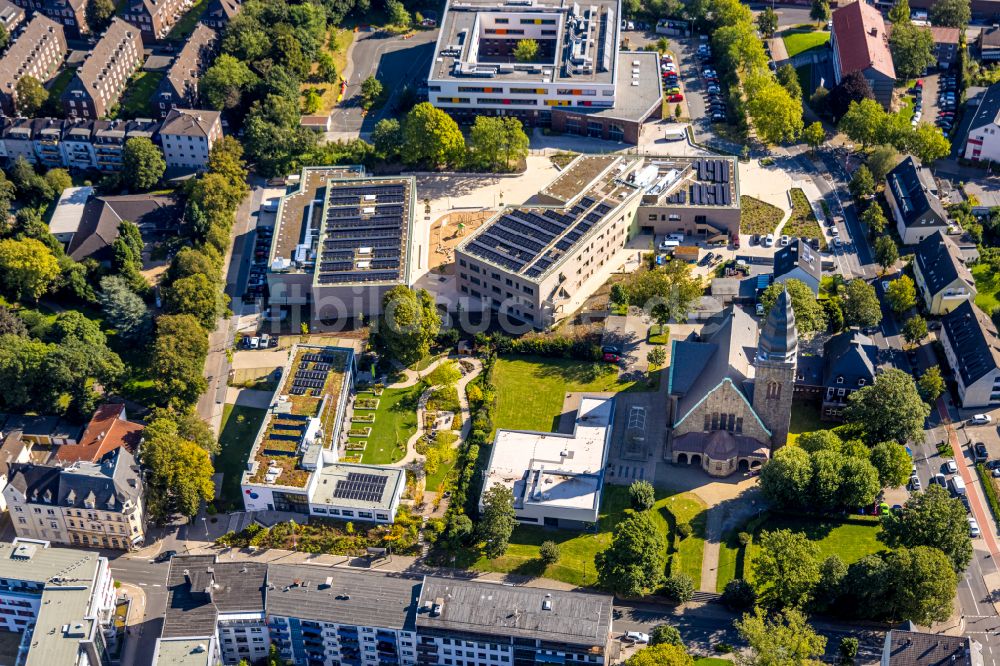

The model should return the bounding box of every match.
[950,475,967,496]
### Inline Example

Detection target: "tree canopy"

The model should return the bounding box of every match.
[844,368,930,445]
[0,237,60,302]
[735,607,826,666]
[123,137,166,191]
[841,279,882,329]
[595,510,666,597]
[403,103,466,168]
[753,529,821,609]
[379,286,441,366]
[881,484,973,571]
[479,483,517,559]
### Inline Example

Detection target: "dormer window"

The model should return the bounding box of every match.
[836,376,844,384]
[858,378,866,386]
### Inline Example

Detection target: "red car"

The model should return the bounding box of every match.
[668,93,684,102]
[603,352,620,363]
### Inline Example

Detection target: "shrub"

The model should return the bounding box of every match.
[661,573,695,604]
[737,531,752,547]
[676,521,693,540]
[629,480,656,511]
[539,540,560,565]
[722,578,757,611]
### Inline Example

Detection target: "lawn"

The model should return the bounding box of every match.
[357,384,421,464]
[973,263,1000,314]
[783,188,825,248]
[164,0,211,41]
[782,28,830,58]
[795,64,812,101]
[216,404,267,507]
[787,399,833,446]
[469,485,706,588]
[423,431,458,493]
[301,27,355,114]
[740,195,784,235]
[117,71,164,119]
[694,660,731,666]
[493,356,648,433]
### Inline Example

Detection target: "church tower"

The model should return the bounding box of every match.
[752,288,798,449]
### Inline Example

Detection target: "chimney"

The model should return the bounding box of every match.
[870,27,877,37]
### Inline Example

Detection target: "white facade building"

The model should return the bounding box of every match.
[158,108,223,169]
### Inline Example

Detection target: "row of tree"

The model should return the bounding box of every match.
[838,95,951,165]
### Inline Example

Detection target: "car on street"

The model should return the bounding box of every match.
[623,632,650,644]
[833,237,843,248]
[969,517,981,538]
[155,550,177,563]
[971,414,993,425]
[945,459,958,474]
[909,475,921,490]
[933,472,947,487]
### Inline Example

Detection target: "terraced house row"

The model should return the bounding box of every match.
[0,14,67,115]
[63,18,144,119]
[0,108,222,170]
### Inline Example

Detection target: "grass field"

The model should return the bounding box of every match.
[468,485,705,588]
[782,29,830,58]
[716,514,882,590]
[973,264,1000,314]
[783,188,825,248]
[787,400,833,446]
[493,356,648,433]
[740,195,784,235]
[217,405,267,507]
[357,384,421,464]
[117,71,164,119]
[302,28,355,114]
[165,0,211,41]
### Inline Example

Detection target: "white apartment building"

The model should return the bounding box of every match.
[941,300,1000,408]
[965,82,1000,163]
[0,539,116,666]
[158,108,223,169]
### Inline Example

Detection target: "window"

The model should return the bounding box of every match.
[836,376,844,384]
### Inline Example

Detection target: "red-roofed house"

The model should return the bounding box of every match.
[831,0,896,109]
[53,403,144,464]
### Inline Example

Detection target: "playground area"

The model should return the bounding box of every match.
[429,210,494,272]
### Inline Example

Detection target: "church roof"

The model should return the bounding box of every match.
[758,288,798,360]
[672,431,770,459]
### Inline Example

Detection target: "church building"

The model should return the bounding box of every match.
[666,288,798,477]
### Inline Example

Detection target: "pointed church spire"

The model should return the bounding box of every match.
[758,287,798,363]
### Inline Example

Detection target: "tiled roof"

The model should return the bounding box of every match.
[914,230,974,297]
[773,238,821,284]
[942,300,1000,386]
[832,1,896,80]
[160,23,216,102]
[968,82,1000,133]
[53,404,144,464]
[160,108,220,138]
[886,156,947,228]
[883,629,980,665]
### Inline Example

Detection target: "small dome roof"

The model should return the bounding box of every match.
[704,430,738,461]
[759,288,798,360]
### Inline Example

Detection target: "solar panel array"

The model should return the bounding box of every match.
[332,472,389,503]
[465,194,616,279]
[289,356,332,396]
[317,182,408,285]
[689,183,732,206]
[695,159,731,183]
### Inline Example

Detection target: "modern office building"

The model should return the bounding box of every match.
[634,157,740,240]
[0,539,116,666]
[0,15,67,114]
[266,167,419,322]
[481,395,613,529]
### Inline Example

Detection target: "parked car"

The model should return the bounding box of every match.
[969,517,981,538]
[933,472,947,487]
[780,234,790,246]
[909,475,921,490]
[945,459,958,474]
[624,632,650,644]
[971,414,993,425]
[975,442,989,462]
[668,94,684,102]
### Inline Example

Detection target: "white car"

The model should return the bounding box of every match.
[971,414,993,425]
[833,237,843,248]
[829,226,839,236]
[946,460,958,474]
[969,517,981,538]
[780,235,790,246]
[249,337,260,349]
[910,475,921,490]
[763,234,775,247]
[624,632,650,644]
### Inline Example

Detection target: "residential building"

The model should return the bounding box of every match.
[816,329,879,420]
[881,626,983,665]
[668,290,798,476]
[830,0,896,109]
[964,82,1000,163]
[426,0,662,143]
[415,576,613,666]
[158,108,222,169]
[773,238,822,294]
[481,395,613,529]
[202,0,240,29]
[60,120,100,169]
[11,0,85,35]
[913,230,976,315]
[930,26,961,69]
[0,414,80,445]
[63,18,144,119]
[0,540,116,666]
[941,300,1000,408]
[0,15,67,114]
[0,0,25,33]
[31,117,67,168]
[885,156,949,245]
[53,403,144,464]
[152,638,219,666]
[266,168,419,322]
[978,25,1000,62]
[4,447,146,550]
[454,155,646,328]
[92,117,158,170]
[0,430,30,513]
[1,117,34,162]
[121,0,191,39]
[155,23,217,118]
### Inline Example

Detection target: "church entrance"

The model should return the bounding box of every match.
[690,454,702,466]
[677,453,689,464]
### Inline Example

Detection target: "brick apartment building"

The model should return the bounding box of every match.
[154,22,216,117]
[0,0,25,33]
[11,0,87,35]
[0,14,67,114]
[202,0,240,29]
[121,0,191,39]
[62,18,144,119]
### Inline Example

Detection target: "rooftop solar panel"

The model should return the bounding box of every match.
[332,472,389,503]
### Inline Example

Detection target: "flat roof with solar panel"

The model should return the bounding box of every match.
[639,157,740,209]
[312,463,405,512]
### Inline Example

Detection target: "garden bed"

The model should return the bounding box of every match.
[216,511,422,555]
[783,188,825,247]
[352,413,375,423]
[740,195,784,235]
[347,427,371,437]
[356,398,380,410]
[346,441,367,451]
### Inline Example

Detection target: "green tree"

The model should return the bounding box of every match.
[163,273,227,330]
[147,407,218,454]
[867,144,899,181]
[651,624,683,647]
[86,0,115,31]
[50,310,106,347]
[201,54,258,110]
[917,365,945,402]
[403,103,466,168]
[539,540,560,565]
[386,0,411,27]
[761,446,813,508]
[0,24,7,51]
[846,368,930,445]
[930,0,971,28]
[44,168,71,196]
[379,286,441,366]
[514,38,539,62]
[874,236,899,274]
[841,279,882,328]
[802,121,825,151]
[623,644,693,666]
[839,637,859,665]
[360,75,383,110]
[888,0,910,24]
[883,546,958,624]
[753,529,821,608]
[0,237,60,302]
[760,280,825,337]
[14,76,47,117]
[890,24,936,80]
[908,122,952,164]
[143,429,214,521]
[426,359,461,387]
[122,137,166,191]
[810,449,843,510]
[885,275,916,313]
[883,483,972,570]
[870,441,913,488]
[810,0,830,23]
[902,314,928,347]
[798,429,842,454]
[815,554,848,611]
[152,314,209,409]
[662,573,695,604]
[838,456,882,507]
[595,510,666,597]
[848,164,876,198]
[372,118,403,161]
[628,479,656,511]
[745,75,804,145]
[647,345,667,368]
[777,63,802,100]
[0,307,26,337]
[735,607,826,665]
[841,101,885,149]
[757,7,778,37]
[479,483,517,558]
[317,51,338,83]
[861,202,888,235]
